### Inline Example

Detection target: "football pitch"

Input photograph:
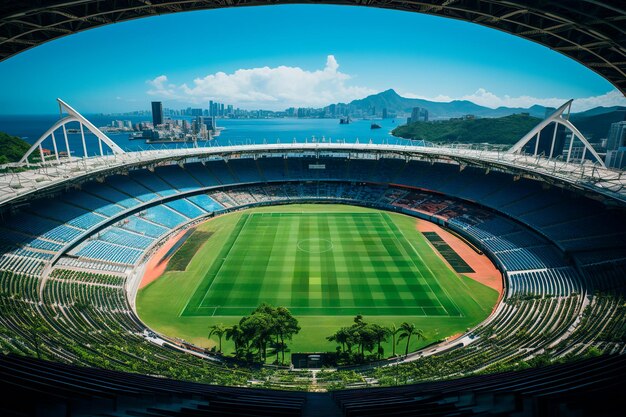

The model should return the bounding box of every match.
[182,212,460,317]
[137,204,499,354]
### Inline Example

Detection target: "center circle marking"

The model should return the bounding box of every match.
[297,238,334,253]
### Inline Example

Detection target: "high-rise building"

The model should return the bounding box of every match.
[605,121,626,169]
[202,116,216,131]
[606,121,626,152]
[382,108,388,119]
[208,101,225,117]
[408,107,428,124]
[151,101,163,126]
[181,120,190,134]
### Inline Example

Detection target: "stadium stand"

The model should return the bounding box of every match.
[0,153,623,403]
[0,353,622,417]
[333,354,624,417]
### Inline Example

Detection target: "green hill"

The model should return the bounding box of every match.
[0,131,31,164]
[571,107,626,141]
[392,113,541,145]
[343,89,547,119]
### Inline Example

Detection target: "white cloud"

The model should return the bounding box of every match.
[146,56,375,109]
[401,88,626,112]
[147,56,626,112]
[568,90,626,112]
[146,75,178,99]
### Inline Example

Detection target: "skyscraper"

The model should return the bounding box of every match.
[409,107,428,124]
[151,101,163,126]
[605,121,626,169]
[606,121,626,152]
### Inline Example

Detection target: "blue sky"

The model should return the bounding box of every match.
[0,4,623,114]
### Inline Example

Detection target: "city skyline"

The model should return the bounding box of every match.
[0,5,625,114]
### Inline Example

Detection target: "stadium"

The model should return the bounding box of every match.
[1,1,625,417]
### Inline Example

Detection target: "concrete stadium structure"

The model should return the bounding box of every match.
[0,99,625,354]
[1,2,625,415]
[0,105,625,413]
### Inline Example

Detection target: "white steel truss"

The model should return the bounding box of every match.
[508,100,606,168]
[19,98,125,165]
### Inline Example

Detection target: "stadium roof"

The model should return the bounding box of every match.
[0,143,624,208]
[1,1,625,94]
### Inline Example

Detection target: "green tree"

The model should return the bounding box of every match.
[225,304,300,363]
[208,323,226,353]
[327,327,353,353]
[392,113,541,146]
[397,322,425,356]
[351,315,371,360]
[327,315,389,363]
[253,303,282,363]
[0,131,32,163]
[274,306,300,364]
[389,323,402,357]
[225,324,245,358]
[239,312,273,361]
[371,324,390,359]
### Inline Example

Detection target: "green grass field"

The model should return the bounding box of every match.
[137,204,499,356]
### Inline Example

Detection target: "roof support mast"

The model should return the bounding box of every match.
[19,98,125,165]
[508,100,606,168]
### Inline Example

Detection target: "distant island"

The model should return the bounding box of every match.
[392,113,541,145]
[390,104,625,145]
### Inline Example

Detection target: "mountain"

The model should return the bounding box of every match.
[571,107,626,141]
[339,90,626,142]
[571,106,626,118]
[391,113,542,145]
[339,89,548,119]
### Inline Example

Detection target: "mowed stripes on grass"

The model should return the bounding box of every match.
[182,212,460,317]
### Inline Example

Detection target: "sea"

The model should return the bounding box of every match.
[0,114,421,158]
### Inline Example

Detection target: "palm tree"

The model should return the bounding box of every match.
[397,322,425,356]
[371,324,389,359]
[208,323,226,353]
[389,323,402,357]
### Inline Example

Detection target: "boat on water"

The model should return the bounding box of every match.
[370,123,382,129]
[339,116,351,124]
